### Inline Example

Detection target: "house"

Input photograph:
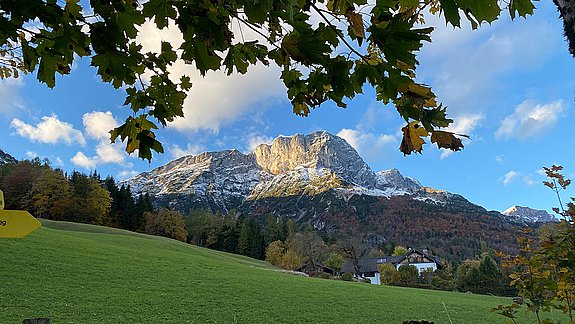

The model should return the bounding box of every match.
[295,262,336,276]
[341,248,442,285]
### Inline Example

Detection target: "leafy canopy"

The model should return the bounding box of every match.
[0,0,537,161]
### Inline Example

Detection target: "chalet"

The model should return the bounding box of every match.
[341,248,442,285]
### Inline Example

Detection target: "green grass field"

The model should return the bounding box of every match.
[1,220,541,323]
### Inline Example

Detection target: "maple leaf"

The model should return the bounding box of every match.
[430,130,469,151]
[346,11,365,44]
[400,121,428,155]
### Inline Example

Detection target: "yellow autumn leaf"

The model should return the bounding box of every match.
[407,83,432,97]
[399,121,428,155]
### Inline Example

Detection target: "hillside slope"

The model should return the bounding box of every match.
[2,220,536,323]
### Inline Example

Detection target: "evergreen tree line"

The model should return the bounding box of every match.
[185,211,299,260]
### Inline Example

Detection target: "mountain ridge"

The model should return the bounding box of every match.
[123,131,548,260]
[124,131,550,225]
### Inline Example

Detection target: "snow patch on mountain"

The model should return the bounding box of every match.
[123,131,553,226]
[0,149,17,165]
[502,206,558,224]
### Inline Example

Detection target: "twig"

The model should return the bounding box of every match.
[309,3,368,63]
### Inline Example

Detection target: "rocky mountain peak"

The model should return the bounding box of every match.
[0,149,17,165]
[375,168,422,194]
[502,205,558,224]
[251,131,375,187]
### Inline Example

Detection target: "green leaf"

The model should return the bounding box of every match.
[160,41,178,63]
[143,0,177,29]
[509,0,536,19]
[244,0,273,24]
[116,9,146,38]
[37,53,58,88]
[455,0,500,25]
[180,75,192,91]
[439,0,461,27]
[399,0,419,8]
[91,51,138,88]
[64,0,82,20]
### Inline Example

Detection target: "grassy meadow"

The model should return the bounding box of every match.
[1,220,540,323]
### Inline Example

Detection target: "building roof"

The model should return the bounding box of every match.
[341,249,442,274]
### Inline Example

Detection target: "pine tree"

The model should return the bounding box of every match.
[263,214,281,247]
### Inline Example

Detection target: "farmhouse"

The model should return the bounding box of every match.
[342,248,442,285]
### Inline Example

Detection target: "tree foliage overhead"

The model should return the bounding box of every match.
[0,0,540,160]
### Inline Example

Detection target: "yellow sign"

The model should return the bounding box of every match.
[0,190,3,210]
[0,210,41,238]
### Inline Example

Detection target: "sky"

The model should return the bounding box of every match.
[1,1,574,214]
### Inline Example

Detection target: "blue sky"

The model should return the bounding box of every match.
[1,1,574,214]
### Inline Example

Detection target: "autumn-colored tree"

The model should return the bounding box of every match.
[68,171,112,225]
[265,240,286,267]
[378,263,400,285]
[392,246,408,256]
[281,250,304,271]
[30,168,72,220]
[1,0,551,160]
[323,252,345,274]
[144,209,188,242]
[495,165,575,324]
[1,159,45,210]
[286,231,328,270]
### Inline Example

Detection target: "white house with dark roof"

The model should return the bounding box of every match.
[341,248,442,285]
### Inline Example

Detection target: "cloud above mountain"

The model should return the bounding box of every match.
[495,99,565,140]
[10,114,86,146]
[135,21,286,133]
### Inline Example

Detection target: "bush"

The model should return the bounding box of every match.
[341,272,353,281]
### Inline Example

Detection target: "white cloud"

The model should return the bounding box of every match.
[171,143,205,159]
[502,170,521,186]
[118,170,139,180]
[337,128,398,163]
[25,151,38,159]
[495,154,504,163]
[419,14,561,117]
[523,176,536,186]
[495,99,565,140]
[10,114,86,145]
[71,152,97,170]
[83,111,118,140]
[135,21,286,133]
[53,156,64,166]
[246,134,274,152]
[438,113,484,159]
[95,142,126,164]
[0,78,26,118]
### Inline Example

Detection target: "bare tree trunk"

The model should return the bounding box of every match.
[554,0,575,57]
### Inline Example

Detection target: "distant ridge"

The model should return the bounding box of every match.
[502,205,558,224]
[0,149,17,165]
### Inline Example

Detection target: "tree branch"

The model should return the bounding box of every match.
[309,3,368,63]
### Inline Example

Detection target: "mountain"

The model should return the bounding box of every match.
[124,131,542,260]
[0,149,17,165]
[502,205,558,224]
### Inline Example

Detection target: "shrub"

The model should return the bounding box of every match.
[341,272,353,281]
